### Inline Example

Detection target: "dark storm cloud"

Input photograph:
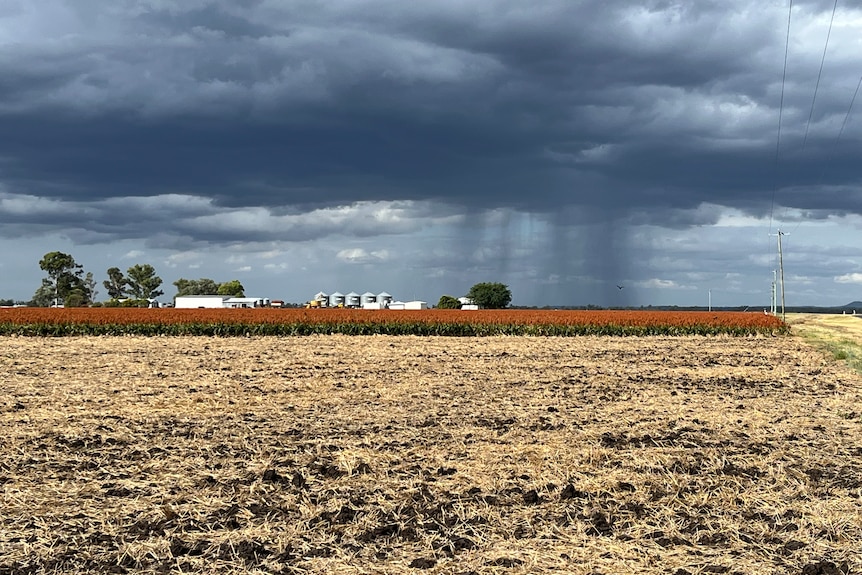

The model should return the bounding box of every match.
[1,0,861,240]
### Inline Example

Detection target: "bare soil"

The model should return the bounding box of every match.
[1,335,861,575]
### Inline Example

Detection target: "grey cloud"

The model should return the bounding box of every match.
[1,0,858,225]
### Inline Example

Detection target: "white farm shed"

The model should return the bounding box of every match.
[404,301,428,310]
[224,297,269,308]
[175,296,229,309]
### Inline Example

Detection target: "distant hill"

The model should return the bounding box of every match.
[843,301,862,308]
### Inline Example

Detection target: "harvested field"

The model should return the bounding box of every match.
[1,335,861,574]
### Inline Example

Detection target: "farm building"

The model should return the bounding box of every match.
[224,297,270,308]
[361,292,376,307]
[459,297,479,310]
[306,290,425,309]
[377,292,393,307]
[175,296,229,309]
[345,292,361,307]
[175,296,271,309]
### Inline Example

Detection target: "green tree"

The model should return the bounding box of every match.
[217,280,245,297]
[436,295,461,309]
[64,290,87,308]
[173,278,220,297]
[83,272,98,304]
[38,251,84,305]
[103,267,128,300]
[30,280,55,307]
[126,264,164,300]
[466,282,512,309]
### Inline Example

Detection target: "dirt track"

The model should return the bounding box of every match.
[2,334,861,574]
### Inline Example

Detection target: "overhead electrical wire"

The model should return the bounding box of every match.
[767,0,856,308]
[769,0,794,236]
[790,74,862,235]
[801,0,840,152]
[834,75,861,145]
[786,0,840,230]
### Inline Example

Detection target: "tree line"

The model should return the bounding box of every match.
[2,251,514,309]
[21,251,246,307]
[436,282,512,309]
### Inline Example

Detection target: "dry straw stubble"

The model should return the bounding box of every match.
[1,334,860,574]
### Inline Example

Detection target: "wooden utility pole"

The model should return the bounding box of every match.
[771,270,777,315]
[777,230,786,321]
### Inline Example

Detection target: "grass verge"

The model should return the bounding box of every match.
[787,313,862,374]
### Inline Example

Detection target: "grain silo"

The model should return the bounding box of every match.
[329,291,345,307]
[361,292,377,307]
[345,292,361,308]
[377,292,392,307]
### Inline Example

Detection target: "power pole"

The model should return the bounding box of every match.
[771,270,777,315]
[777,230,786,321]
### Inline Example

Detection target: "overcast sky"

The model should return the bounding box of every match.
[1,0,861,307]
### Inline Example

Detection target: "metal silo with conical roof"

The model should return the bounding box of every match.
[345,292,361,308]
[361,292,377,307]
[329,291,345,307]
[377,292,392,307]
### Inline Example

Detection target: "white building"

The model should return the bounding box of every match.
[175,296,269,309]
[224,297,270,308]
[458,296,478,310]
[175,295,229,309]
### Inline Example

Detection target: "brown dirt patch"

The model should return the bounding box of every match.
[1,335,861,574]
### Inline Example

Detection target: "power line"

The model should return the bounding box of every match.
[790,74,862,235]
[835,75,862,143]
[801,0,839,152]
[769,0,794,236]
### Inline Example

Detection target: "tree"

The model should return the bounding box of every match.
[83,272,98,304]
[126,264,164,300]
[39,251,84,305]
[174,278,220,297]
[436,295,461,309]
[217,280,245,297]
[466,282,512,309]
[103,267,128,300]
[64,289,87,308]
[30,281,55,307]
